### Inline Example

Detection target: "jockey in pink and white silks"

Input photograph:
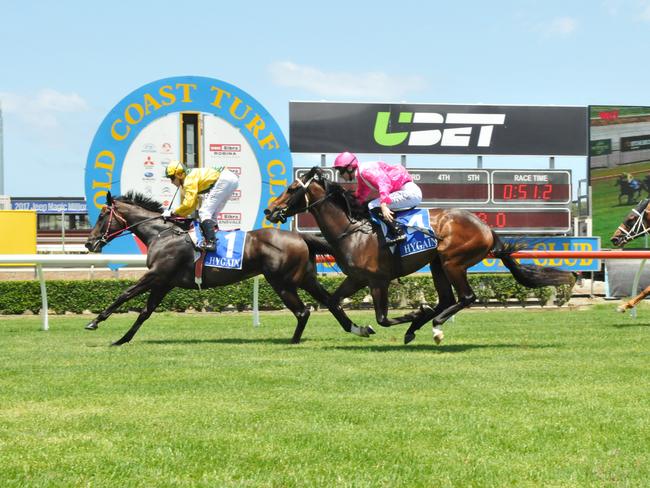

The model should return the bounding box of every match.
[333,152,422,245]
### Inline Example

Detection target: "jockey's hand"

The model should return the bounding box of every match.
[380,204,394,222]
[162,209,172,219]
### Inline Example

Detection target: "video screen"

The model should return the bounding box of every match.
[590,106,650,249]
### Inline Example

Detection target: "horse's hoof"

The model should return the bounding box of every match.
[616,306,627,314]
[433,328,444,345]
[404,332,416,344]
[85,322,98,330]
[110,342,122,347]
[367,325,376,335]
[350,325,368,338]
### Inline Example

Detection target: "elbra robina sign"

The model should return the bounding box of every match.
[85,76,292,254]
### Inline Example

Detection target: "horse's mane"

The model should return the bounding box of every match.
[116,191,164,213]
[323,179,370,221]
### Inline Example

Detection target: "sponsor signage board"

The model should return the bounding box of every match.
[290,102,588,156]
[11,199,87,214]
[85,76,292,255]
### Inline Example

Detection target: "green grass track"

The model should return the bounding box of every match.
[1,307,650,487]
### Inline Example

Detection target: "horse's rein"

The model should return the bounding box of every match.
[99,205,174,244]
[291,175,331,213]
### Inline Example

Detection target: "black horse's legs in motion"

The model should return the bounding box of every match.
[297,275,375,339]
[265,276,313,344]
[327,277,377,337]
[112,285,172,346]
[367,279,435,328]
[85,273,158,331]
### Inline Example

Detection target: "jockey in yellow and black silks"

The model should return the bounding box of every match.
[164,161,239,252]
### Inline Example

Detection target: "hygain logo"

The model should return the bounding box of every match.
[374,111,506,147]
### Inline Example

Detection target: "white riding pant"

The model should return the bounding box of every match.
[367,181,422,211]
[198,169,239,221]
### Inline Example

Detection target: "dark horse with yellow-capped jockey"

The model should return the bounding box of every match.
[84,191,374,346]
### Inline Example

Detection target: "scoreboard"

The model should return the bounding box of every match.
[293,168,572,234]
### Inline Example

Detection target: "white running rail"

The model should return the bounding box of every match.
[0,254,146,331]
[0,254,262,331]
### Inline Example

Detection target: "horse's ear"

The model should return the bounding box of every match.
[106,191,113,205]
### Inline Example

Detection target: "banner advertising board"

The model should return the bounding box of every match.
[290,102,587,156]
[85,76,292,255]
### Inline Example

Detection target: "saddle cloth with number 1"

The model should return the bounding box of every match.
[190,222,247,270]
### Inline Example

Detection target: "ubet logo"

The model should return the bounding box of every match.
[374,112,506,147]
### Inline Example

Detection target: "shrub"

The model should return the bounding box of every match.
[0,274,575,315]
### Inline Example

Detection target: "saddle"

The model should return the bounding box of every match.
[369,208,438,257]
[188,222,246,289]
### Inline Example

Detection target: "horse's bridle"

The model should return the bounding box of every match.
[96,204,130,247]
[615,203,650,246]
[273,173,332,223]
[95,204,167,248]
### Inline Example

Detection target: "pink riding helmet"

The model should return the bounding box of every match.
[333,152,358,170]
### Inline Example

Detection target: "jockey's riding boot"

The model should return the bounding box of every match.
[371,208,406,246]
[200,219,218,252]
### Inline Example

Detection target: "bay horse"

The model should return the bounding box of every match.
[265,166,575,344]
[84,191,374,345]
[610,198,650,313]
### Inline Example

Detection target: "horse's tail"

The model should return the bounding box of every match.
[300,233,334,259]
[490,231,576,288]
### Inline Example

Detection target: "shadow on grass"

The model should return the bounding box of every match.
[611,322,650,328]
[324,342,558,353]
[141,337,294,345]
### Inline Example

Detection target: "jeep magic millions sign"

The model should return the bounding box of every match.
[289,102,587,156]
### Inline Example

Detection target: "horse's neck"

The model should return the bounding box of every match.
[309,197,365,246]
[123,208,168,247]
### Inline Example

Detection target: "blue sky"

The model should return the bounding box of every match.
[1,0,649,197]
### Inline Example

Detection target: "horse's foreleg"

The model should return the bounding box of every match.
[300,275,375,337]
[85,274,157,331]
[617,284,650,313]
[112,286,171,346]
[329,277,376,337]
[369,281,433,328]
[369,282,400,327]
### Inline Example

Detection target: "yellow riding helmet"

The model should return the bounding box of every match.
[165,161,186,179]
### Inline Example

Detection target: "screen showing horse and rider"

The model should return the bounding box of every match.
[590,105,650,249]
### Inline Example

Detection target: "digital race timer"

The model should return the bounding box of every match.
[491,170,571,204]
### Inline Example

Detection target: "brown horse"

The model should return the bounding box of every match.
[265,166,575,344]
[610,198,650,313]
[84,191,374,345]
